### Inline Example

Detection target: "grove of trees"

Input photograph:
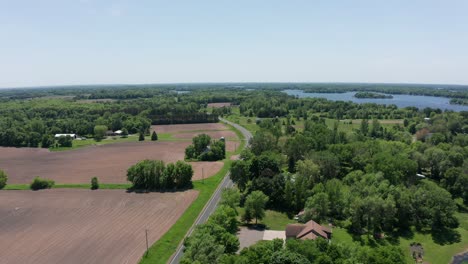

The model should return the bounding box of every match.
[185,134,226,161]
[127,160,193,190]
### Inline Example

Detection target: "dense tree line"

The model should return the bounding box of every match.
[127,160,193,190]
[183,187,406,264]
[223,238,405,264]
[3,84,464,148]
[230,110,467,238]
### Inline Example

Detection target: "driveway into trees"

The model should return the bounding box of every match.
[168,117,252,264]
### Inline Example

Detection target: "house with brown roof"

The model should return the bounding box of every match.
[285,220,332,240]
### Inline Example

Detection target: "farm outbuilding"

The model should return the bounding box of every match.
[54,134,77,139]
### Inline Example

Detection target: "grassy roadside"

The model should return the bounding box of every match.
[139,160,232,264]
[139,121,246,264]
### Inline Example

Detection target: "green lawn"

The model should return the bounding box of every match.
[331,212,468,264]
[49,134,186,152]
[225,107,260,134]
[260,210,297,230]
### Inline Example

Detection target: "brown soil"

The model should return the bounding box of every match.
[207,102,232,108]
[0,141,216,184]
[151,123,228,134]
[0,189,198,264]
[191,161,224,180]
[0,123,238,184]
[172,130,237,140]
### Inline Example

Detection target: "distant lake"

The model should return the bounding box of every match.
[283,90,468,112]
[174,90,190,94]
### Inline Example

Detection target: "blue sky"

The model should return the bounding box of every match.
[1,0,468,88]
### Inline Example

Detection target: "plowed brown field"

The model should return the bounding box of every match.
[0,189,198,264]
[0,123,238,184]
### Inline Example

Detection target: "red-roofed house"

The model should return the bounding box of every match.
[285,220,332,240]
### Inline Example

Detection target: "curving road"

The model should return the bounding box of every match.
[168,117,252,264]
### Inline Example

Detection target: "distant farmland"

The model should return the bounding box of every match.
[0,189,198,264]
[0,123,238,184]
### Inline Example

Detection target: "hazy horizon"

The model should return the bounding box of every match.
[2,81,468,90]
[1,0,468,88]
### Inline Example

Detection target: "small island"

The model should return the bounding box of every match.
[354,92,393,99]
[450,98,468,106]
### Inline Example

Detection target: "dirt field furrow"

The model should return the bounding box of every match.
[0,123,238,184]
[0,189,198,264]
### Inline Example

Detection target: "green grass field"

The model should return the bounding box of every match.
[260,210,297,230]
[225,107,260,134]
[49,133,185,152]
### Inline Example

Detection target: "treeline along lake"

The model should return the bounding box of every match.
[283,90,468,112]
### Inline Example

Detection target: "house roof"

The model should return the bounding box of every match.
[300,232,318,240]
[297,220,328,239]
[285,224,305,238]
[286,220,331,240]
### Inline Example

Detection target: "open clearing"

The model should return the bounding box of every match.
[0,189,198,264]
[152,122,240,152]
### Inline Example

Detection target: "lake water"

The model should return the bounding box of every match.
[283,90,468,112]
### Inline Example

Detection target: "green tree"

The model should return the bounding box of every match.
[220,188,241,212]
[411,180,459,230]
[173,160,194,188]
[138,130,145,141]
[57,135,73,147]
[0,169,7,189]
[243,191,269,224]
[41,135,54,148]
[250,131,277,155]
[127,160,166,189]
[360,119,369,136]
[121,128,128,138]
[230,160,250,192]
[295,159,320,186]
[91,177,99,190]
[304,192,330,222]
[94,125,107,141]
[28,132,42,147]
[270,250,311,264]
[181,231,225,264]
[185,145,196,159]
[193,134,211,155]
[151,131,158,141]
[30,177,55,190]
[209,205,239,234]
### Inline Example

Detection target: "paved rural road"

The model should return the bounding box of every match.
[168,117,252,264]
